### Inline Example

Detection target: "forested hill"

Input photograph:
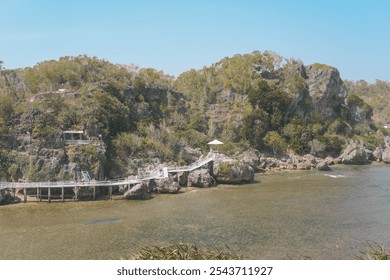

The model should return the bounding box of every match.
[0,51,386,181]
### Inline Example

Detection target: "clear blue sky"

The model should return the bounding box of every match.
[1,0,389,82]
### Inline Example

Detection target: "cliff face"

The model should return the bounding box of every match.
[305,64,348,120]
[205,89,248,141]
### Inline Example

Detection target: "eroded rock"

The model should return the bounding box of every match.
[187,168,215,188]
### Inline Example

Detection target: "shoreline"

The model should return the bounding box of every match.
[2,162,389,207]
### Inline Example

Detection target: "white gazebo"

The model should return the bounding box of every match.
[208,139,224,153]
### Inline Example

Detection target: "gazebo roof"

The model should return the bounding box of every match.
[208,139,224,145]
[62,130,84,134]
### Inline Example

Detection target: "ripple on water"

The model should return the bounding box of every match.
[84,218,124,225]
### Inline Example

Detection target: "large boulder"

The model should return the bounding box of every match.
[213,153,254,184]
[187,168,215,188]
[236,149,261,172]
[338,140,370,165]
[316,160,331,171]
[155,177,181,194]
[124,183,148,199]
[382,147,390,163]
[373,147,383,162]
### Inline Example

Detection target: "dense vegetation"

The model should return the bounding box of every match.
[0,51,386,181]
[345,80,390,126]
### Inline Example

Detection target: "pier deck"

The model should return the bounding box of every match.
[0,154,215,202]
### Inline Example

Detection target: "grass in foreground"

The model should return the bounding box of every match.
[353,241,390,260]
[133,242,244,260]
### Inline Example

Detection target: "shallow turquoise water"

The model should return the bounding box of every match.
[0,165,389,259]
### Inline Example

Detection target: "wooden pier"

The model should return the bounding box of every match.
[0,154,215,203]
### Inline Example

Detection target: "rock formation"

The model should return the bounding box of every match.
[237,149,261,172]
[305,64,348,120]
[212,153,254,184]
[124,183,148,199]
[338,140,371,165]
[381,147,390,163]
[187,168,215,188]
[155,177,181,194]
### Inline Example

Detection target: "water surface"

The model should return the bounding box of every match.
[0,165,389,259]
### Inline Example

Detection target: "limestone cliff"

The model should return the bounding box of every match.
[305,64,348,120]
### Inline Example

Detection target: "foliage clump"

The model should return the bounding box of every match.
[354,241,390,260]
[133,242,244,260]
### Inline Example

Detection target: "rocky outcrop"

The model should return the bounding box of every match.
[187,168,215,188]
[259,157,280,169]
[155,177,181,194]
[237,149,261,172]
[305,64,348,120]
[257,153,332,172]
[324,156,336,165]
[381,147,390,163]
[179,146,203,164]
[338,140,371,165]
[316,161,331,171]
[384,136,390,147]
[373,147,383,162]
[213,153,254,184]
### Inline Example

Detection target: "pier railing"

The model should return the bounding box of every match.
[0,154,216,203]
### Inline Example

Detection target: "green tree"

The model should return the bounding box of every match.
[263,131,287,156]
[241,108,270,150]
[282,118,313,154]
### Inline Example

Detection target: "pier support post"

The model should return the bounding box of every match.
[23,188,27,203]
[48,181,51,203]
[109,185,112,200]
[75,186,78,201]
[93,185,96,201]
[37,187,41,202]
[61,186,64,202]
